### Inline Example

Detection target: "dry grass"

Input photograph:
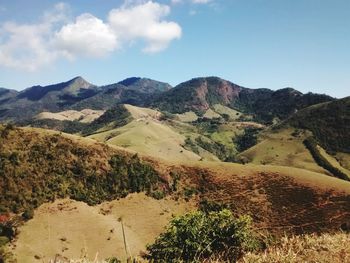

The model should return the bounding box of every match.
[11,194,195,262]
[35,109,105,123]
[212,104,243,120]
[55,232,350,262]
[240,232,350,263]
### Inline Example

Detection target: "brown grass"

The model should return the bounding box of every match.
[240,232,350,263]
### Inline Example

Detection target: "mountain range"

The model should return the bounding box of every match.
[0,76,334,123]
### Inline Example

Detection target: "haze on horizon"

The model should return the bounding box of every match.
[0,0,349,98]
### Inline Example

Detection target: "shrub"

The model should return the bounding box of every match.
[150,190,166,200]
[146,209,260,262]
[234,127,262,153]
[22,208,34,220]
[303,137,349,181]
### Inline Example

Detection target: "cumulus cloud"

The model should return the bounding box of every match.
[0,1,181,71]
[108,1,181,53]
[0,3,68,71]
[55,14,118,58]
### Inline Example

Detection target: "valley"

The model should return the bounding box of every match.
[0,76,349,262]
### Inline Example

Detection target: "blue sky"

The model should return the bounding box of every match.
[0,0,349,98]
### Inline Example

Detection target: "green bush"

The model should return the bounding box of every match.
[234,127,262,152]
[146,209,260,262]
[150,190,166,200]
[303,137,349,181]
[22,208,34,220]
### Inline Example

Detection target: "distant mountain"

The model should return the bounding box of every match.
[16,76,95,101]
[0,77,172,121]
[0,76,335,124]
[284,96,350,153]
[149,77,334,123]
[72,77,172,110]
[236,87,334,122]
[0,87,18,103]
[118,77,171,92]
[0,77,98,121]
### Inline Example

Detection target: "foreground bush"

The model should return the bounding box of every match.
[146,209,260,262]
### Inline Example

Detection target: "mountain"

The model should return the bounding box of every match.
[16,76,95,101]
[149,77,244,113]
[0,76,334,124]
[118,77,172,93]
[0,77,98,121]
[0,77,172,122]
[150,77,334,123]
[0,87,18,107]
[72,77,172,110]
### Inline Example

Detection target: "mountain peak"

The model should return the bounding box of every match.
[68,76,93,86]
[118,77,142,86]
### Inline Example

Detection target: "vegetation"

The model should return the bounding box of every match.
[22,208,34,220]
[184,137,200,155]
[81,104,132,135]
[22,118,87,134]
[0,125,166,214]
[287,97,350,153]
[146,209,260,262]
[22,105,133,136]
[234,127,262,152]
[303,137,349,181]
[195,136,231,161]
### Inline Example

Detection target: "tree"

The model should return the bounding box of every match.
[146,209,260,262]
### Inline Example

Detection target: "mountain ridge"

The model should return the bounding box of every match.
[0,76,337,124]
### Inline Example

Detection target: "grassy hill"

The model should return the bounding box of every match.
[1,125,350,261]
[0,124,168,214]
[237,128,328,174]
[284,96,350,153]
[88,104,206,162]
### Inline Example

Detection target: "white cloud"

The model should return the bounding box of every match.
[55,14,118,58]
[108,1,182,53]
[0,1,181,71]
[0,3,67,71]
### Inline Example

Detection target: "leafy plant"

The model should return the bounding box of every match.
[234,127,262,152]
[146,209,260,262]
[303,137,349,181]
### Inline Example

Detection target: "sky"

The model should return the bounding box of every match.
[0,0,349,98]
